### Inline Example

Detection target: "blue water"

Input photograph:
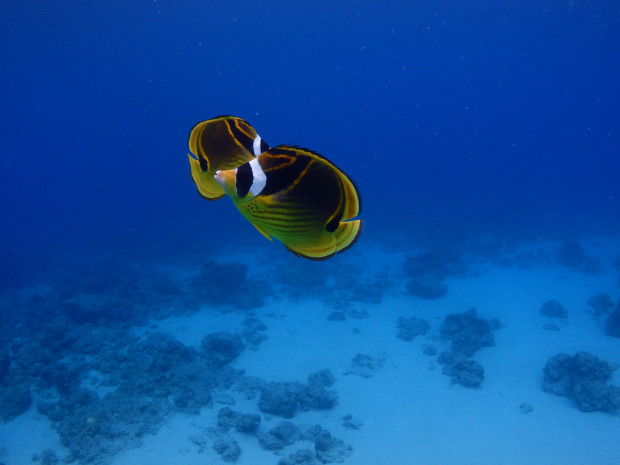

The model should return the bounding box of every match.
[2,0,619,273]
[1,1,620,464]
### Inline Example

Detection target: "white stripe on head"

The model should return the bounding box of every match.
[249,158,266,195]
[253,136,263,156]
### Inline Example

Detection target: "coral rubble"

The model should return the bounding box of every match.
[396,316,430,341]
[543,351,620,412]
[605,298,620,338]
[539,299,568,319]
[436,308,499,387]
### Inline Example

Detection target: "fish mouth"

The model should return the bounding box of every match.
[214,170,225,187]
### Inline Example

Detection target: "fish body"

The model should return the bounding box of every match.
[214,145,362,260]
[187,116,363,260]
[187,116,268,200]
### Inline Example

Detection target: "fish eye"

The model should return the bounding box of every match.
[188,150,209,172]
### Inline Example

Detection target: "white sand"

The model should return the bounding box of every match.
[2,238,619,465]
[0,406,69,464]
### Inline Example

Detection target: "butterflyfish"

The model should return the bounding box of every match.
[213,145,362,260]
[188,116,269,200]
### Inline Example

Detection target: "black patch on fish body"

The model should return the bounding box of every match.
[236,163,253,198]
[259,148,311,196]
[325,212,341,233]
[294,160,344,232]
[258,147,345,233]
[198,126,232,165]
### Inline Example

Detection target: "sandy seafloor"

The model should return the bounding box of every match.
[1,236,620,465]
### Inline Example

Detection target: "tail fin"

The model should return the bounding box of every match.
[285,219,363,261]
[334,219,363,254]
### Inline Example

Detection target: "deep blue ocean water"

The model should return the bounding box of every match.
[1,2,620,464]
[2,0,619,276]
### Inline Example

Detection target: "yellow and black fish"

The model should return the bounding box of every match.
[188,116,269,200]
[213,145,362,260]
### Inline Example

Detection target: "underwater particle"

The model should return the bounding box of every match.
[519,403,533,414]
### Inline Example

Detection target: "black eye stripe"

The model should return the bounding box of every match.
[236,163,253,198]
